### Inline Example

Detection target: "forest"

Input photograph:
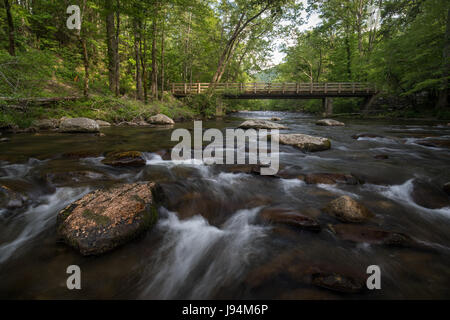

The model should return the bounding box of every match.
[0,0,449,125]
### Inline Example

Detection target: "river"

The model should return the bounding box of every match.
[1,111,450,299]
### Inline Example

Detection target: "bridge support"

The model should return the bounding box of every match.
[323,97,333,116]
[362,94,379,115]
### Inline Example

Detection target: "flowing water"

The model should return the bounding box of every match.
[1,111,450,299]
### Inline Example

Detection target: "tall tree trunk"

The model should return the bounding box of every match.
[437,8,450,109]
[151,4,159,100]
[345,25,352,80]
[114,1,120,96]
[4,0,15,56]
[80,37,89,97]
[141,27,148,104]
[77,0,89,97]
[160,7,166,100]
[105,0,119,96]
[183,11,192,83]
[134,20,143,100]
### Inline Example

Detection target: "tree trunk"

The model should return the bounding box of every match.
[151,5,159,100]
[105,0,120,96]
[80,37,89,98]
[437,8,450,109]
[141,27,148,104]
[4,0,15,56]
[160,7,166,100]
[134,20,143,101]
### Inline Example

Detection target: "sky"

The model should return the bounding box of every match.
[269,2,321,66]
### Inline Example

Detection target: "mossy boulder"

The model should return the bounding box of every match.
[59,117,100,133]
[102,151,146,167]
[56,182,164,255]
[148,114,175,125]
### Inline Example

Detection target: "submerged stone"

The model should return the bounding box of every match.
[259,208,321,232]
[316,119,345,126]
[238,119,288,130]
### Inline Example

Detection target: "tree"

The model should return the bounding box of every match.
[4,0,15,56]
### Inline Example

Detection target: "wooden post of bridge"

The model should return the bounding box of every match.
[323,97,333,116]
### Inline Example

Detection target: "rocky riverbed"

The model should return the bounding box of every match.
[0,111,450,299]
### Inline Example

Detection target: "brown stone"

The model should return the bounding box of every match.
[259,208,321,232]
[323,196,373,223]
[57,182,163,255]
[416,139,450,148]
[304,173,360,185]
[331,224,416,247]
[102,151,146,167]
[312,272,364,293]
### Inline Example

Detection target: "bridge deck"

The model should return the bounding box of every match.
[171,82,377,99]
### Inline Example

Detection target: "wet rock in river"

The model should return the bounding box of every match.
[0,184,26,209]
[270,117,281,121]
[352,133,384,139]
[374,154,389,160]
[316,119,345,126]
[238,119,288,130]
[102,151,146,167]
[0,138,10,143]
[59,117,100,133]
[311,272,364,293]
[32,119,59,130]
[57,182,163,255]
[443,183,450,196]
[330,224,417,248]
[301,173,360,185]
[411,180,450,209]
[44,171,108,187]
[148,114,175,125]
[279,134,331,152]
[259,208,321,232]
[415,139,450,148]
[95,120,111,127]
[323,196,374,223]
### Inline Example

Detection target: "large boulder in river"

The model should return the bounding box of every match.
[316,119,345,126]
[57,182,164,255]
[239,119,288,130]
[259,208,321,232]
[323,196,373,223]
[279,134,331,152]
[59,118,100,133]
[102,151,146,167]
[148,114,175,125]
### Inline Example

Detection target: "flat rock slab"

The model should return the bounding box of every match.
[57,182,163,255]
[279,134,331,152]
[323,196,373,223]
[316,119,345,126]
[259,208,321,232]
[102,151,147,167]
[238,119,288,130]
[331,224,416,248]
[59,118,100,133]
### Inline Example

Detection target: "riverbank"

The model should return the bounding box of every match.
[0,94,196,131]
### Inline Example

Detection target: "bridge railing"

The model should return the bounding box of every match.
[170,82,377,95]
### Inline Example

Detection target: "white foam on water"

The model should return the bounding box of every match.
[1,158,46,178]
[317,184,361,199]
[0,187,90,264]
[363,179,450,218]
[357,137,398,144]
[140,207,267,299]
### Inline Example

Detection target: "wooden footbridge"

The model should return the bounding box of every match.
[170,82,379,115]
[171,82,377,99]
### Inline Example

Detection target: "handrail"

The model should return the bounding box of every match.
[170,82,377,96]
